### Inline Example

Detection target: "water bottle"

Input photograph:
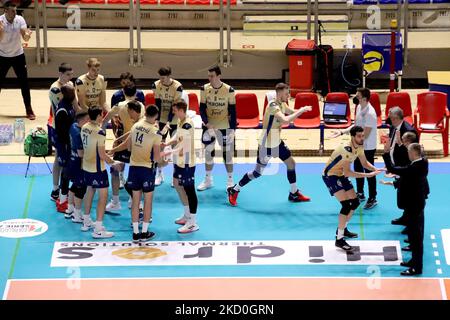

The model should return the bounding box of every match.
[0,124,12,145]
[14,119,25,143]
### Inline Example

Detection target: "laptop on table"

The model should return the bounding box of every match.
[323,102,348,124]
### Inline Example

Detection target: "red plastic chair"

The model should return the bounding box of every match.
[187,0,211,4]
[79,0,105,4]
[293,92,321,128]
[414,91,449,157]
[145,92,155,106]
[353,92,383,128]
[236,93,260,128]
[160,0,185,4]
[323,92,352,129]
[188,92,200,114]
[385,92,413,125]
[139,0,158,4]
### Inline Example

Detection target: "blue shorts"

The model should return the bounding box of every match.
[83,170,109,189]
[173,165,196,187]
[68,158,85,187]
[55,142,70,167]
[322,175,354,196]
[257,140,291,166]
[126,166,156,193]
[113,150,131,164]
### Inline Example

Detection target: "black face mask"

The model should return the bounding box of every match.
[353,97,359,105]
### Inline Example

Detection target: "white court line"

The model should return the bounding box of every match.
[432,243,438,248]
[6,275,448,281]
[434,251,440,257]
[2,280,10,301]
[439,278,448,301]
[436,260,441,265]
[431,234,436,240]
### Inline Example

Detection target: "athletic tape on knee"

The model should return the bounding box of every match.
[340,200,352,216]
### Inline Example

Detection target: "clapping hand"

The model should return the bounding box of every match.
[383,136,391,153]
[301,105,312,113]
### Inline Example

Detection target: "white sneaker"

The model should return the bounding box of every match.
[71,213,83,224]
[197,178,213,191]
[175,215,188,225]
[81,219,94,232]
[92,226,114,239]
[178,223,199,234]
[106,200,122,212]
[155,171,164,186]
[65,204,74,215]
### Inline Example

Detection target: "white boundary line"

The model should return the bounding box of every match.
[2,280,10,301]
[6,275,448,281]
[439,278,448,300]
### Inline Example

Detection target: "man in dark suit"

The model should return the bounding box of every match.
[383,142,429,276]
[386,107,418,226]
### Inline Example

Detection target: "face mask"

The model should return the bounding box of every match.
[353,97,359,105]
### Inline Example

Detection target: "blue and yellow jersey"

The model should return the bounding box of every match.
[174,117,196,168]
[259,99,290,148]
[323,143,365,177]
[81,121,106,173]
[75,73,106,111]
[151,79,183,125]
[129,119,162,169]
[200,82,236,130]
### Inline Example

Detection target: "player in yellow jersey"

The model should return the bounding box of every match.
[197,65,236,191]
[102,85,144,212]
[81,107,119,239]
[322,126,382,251]
[151,66,184,186]
[75,58,108,113]
[111,105,166,242]
[162,101,199,234]
[227,83,312,206]
[48,63,78,202]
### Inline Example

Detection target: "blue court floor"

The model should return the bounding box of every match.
[1,162,450,299]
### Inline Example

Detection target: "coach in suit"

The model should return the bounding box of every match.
[383,142,429,276]
[386,107,418,226]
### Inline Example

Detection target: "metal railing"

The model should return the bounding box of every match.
[24,0,449,66]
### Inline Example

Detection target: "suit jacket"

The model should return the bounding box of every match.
[388,121,418,167]
[383,153,429,210]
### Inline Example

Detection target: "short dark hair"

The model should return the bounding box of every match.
[146,104,159,118]
[158,67,172,76]
[88,107,103,121]
[275,83,289,93]
[119,72,135,83]
[58,63,72,73]
[402,132,417,144]
[357,88,371,101]
[75,112,89,122]
[408,143,423,157]
[4,1,17,8]
[127,100,141,114]
[61,84,75,101]
[123,84,137,97]
[208,65,221,76]
[173,100,187,113]
[350,125,364,136]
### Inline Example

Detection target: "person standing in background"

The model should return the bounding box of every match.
[0,1,35,119]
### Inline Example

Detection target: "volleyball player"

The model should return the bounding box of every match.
[102,85,144,212]
[81,107,118,238]
[227,83,311,206]
[151,66,184,186]
[75,58,108,113]
[48,63,77,202]
[322,126,382,251]
[163,101,199,233]
[197,65,236,191]
[112,105,165,242]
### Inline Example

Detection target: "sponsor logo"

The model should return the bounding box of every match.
[51,240,401,267]
[0,219,48,239]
